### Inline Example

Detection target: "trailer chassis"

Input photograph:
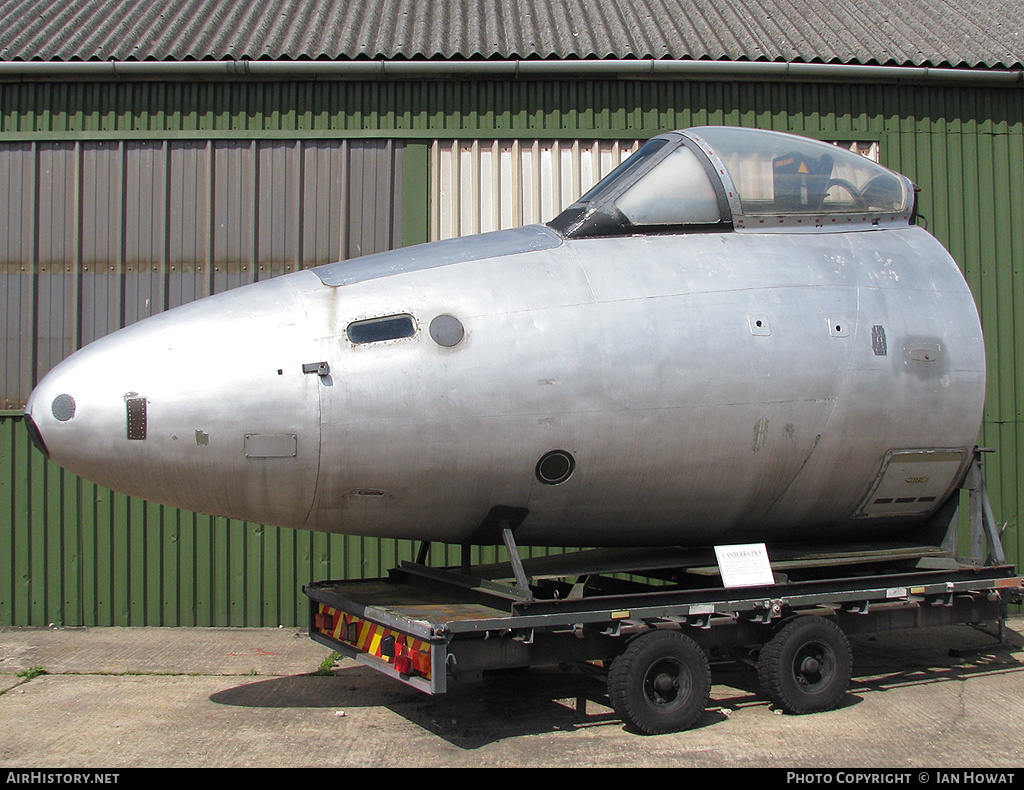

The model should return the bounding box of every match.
[305,452,1022,734]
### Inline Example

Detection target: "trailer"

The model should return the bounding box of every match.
[305,454,1022,734]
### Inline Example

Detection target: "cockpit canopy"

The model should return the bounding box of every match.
[549,126,916,238]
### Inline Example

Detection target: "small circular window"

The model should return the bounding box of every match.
[535,450,575,485]
[429,314,465,347]
[51,394,76,421]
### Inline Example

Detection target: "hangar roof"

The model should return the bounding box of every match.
[0,0,1021,69]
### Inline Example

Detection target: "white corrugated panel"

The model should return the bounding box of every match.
[431,139,642,240]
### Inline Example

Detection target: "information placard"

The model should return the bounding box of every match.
[714,543,774,588]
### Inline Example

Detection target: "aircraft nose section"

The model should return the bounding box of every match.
[24,273,327,530]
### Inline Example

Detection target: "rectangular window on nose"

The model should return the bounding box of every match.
[346,314,416,345]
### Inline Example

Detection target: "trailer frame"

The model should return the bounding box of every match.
[304,450,1022,733]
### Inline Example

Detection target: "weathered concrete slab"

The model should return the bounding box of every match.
[0,620,1022,768]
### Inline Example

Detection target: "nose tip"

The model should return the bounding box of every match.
[24,410,50,458]
[24,383,80,460]
[23,344,122,480]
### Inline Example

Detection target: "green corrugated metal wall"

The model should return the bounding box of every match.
[1,78,1022,625]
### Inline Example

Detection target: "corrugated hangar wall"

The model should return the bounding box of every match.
[0,79,1021,626]
[1,138,404,408]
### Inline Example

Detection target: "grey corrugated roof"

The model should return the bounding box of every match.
[0,0,1020,69]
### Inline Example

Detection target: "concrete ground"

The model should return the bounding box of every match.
[1,618,1022,768]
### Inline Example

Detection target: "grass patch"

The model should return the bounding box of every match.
[16,666,47,680]
[316,652,340,676]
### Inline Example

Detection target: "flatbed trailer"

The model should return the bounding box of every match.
[305,457,1022,734]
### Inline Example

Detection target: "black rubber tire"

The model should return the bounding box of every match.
[757,616,852,715]
[607,630,711,734]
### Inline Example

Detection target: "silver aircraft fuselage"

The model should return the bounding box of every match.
[24,127,986,547]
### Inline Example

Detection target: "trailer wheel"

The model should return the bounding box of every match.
[757,616,852,715]
[607,630,711,734]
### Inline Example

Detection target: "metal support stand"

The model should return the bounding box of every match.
[962,449,1006,566]
[501,522,532,595]
[415,541,430,566]
[946,449,1014,654]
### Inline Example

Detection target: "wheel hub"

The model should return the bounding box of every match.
[644,659,688,706]
[793,643,832,690]
[653,672,678,695]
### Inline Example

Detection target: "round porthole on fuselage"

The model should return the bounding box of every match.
[429,314,465,347]
[51,394,76,421]
[536,450,575,485]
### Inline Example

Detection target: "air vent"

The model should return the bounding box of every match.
[126,397,147,441]
[856,449,965,518]
[536,450,576,485]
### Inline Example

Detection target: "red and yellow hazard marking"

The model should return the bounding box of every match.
[315,603,431,678]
